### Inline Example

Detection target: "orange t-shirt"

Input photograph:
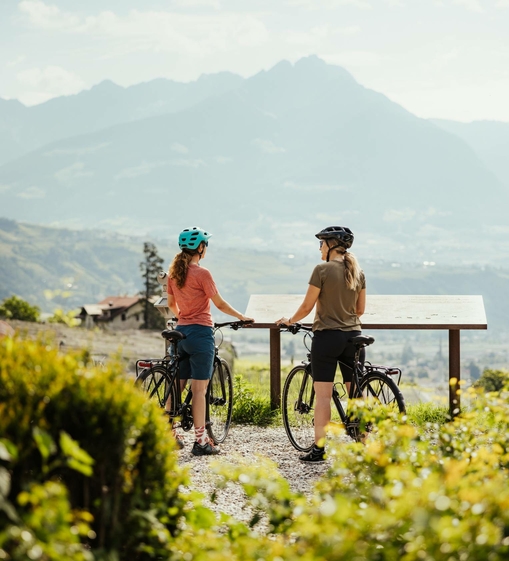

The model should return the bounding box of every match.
[167,264,218,327]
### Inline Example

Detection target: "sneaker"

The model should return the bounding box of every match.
[299,445,325,463]
[191,441,220,456]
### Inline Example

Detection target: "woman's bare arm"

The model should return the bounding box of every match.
[276,284,321,325]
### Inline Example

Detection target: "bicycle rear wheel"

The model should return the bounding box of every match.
[135,365,171,409]
[359,370,406,415]
[206,358,233,444]
[282,365,315,452]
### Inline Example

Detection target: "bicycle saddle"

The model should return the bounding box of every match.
[348,335,375,348]
[161,329,186,341]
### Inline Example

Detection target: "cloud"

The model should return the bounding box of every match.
[286,0,371,9]
[170,142,189,154]
[284,181,349,192]
[114,161,167,180]
[495,0,509,6]
[45,143,110,157]
[16,65,86,104]
[285,24,361,46]
[6,55,27,68]
[252,139,286,154]
[452,0,484,12]
[18,2,269,55]
[54,162,94,184]
[18,0,80,29]
[17,186,46,199]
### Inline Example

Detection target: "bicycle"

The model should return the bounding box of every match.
[281,324,406,451]
[134,320,251,444]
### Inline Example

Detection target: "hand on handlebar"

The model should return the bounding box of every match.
[276,317,293,326]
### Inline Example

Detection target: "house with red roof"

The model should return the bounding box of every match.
[76,296,147,329]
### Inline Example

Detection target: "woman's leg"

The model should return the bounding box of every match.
[190,378,209,433]
[313,381,333,445]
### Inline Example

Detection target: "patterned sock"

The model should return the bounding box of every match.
[195,425,208,445]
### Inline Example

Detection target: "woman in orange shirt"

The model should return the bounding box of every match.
[167,227,253,456]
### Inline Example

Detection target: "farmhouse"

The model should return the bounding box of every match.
[76,296,147,330]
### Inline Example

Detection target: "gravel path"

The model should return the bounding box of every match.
[176,425,339,524]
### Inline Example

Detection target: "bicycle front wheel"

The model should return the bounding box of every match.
[282,365,315,452]
[206,358,233,444]
[135,365,171,409]
[359,370,406,415]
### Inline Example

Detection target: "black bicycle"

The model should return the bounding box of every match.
[135,320,251,444]
[281,324,406,451]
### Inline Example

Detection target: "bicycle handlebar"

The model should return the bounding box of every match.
[280,322,312,334]
[214,319,254,330]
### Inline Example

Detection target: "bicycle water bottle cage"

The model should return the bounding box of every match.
[348,335,375,348]
[161,330,186,342]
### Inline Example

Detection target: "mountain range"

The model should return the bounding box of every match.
[0,56,508,266]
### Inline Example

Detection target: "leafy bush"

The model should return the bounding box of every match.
[201,387,509,561]
[0,336,188,560]
[473,368,509,392]
[0,295,40,322]
[48,308,81,327]
[231,375,278,427]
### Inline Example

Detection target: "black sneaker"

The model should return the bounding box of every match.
[299,445,325,463]
[191,441,220,456]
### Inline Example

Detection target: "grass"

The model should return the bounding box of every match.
[232,359,454,429]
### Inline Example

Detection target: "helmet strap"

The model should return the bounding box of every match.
[326,243,344,262]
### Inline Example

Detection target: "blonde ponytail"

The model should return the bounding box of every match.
[343,251,363,291]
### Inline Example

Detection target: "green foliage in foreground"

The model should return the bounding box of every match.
[170,386,509,561]
[3,336,509,561]
[0,295,40,322]
[0,336,187,560]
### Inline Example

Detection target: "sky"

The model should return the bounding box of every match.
[1,0,509,122]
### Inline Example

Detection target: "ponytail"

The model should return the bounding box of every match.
[169,250,194,289]
[343,251,363,291]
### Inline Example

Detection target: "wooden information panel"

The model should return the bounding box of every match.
[244,294,487,415]
[245,294,487,330]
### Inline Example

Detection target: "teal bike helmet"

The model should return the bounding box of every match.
[178,227,212,250]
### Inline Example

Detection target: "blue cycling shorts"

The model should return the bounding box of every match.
[176,324,215,381]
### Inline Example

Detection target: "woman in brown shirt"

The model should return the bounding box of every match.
[276,226,366,462]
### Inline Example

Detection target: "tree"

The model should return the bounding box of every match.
[0,295,40,322]
[473,368,509,392]
[139,242,165,330]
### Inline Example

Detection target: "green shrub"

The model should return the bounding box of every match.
[231,375,278,427]
[205,388,509,561]
[473,368,509,392]
[0,296,40,322]
[0,336,188,560]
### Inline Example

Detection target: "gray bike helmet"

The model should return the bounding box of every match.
[178,227,211,250]
[315,226,354,249]
[316,226,354,262]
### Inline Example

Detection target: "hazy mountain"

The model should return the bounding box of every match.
[432,119,509,189]
[0,56,508,264]
[0,218,506,331]
[0,72,243,165]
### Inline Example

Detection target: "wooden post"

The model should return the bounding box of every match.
[269,328,281,410]
[449,329,461,417]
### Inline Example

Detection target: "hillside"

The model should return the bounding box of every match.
[1,56,507,264]
[0,218,507,331]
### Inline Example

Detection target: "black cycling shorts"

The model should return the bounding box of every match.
[310,329,363,383]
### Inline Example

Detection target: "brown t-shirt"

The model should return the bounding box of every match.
[309,261,366,332]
